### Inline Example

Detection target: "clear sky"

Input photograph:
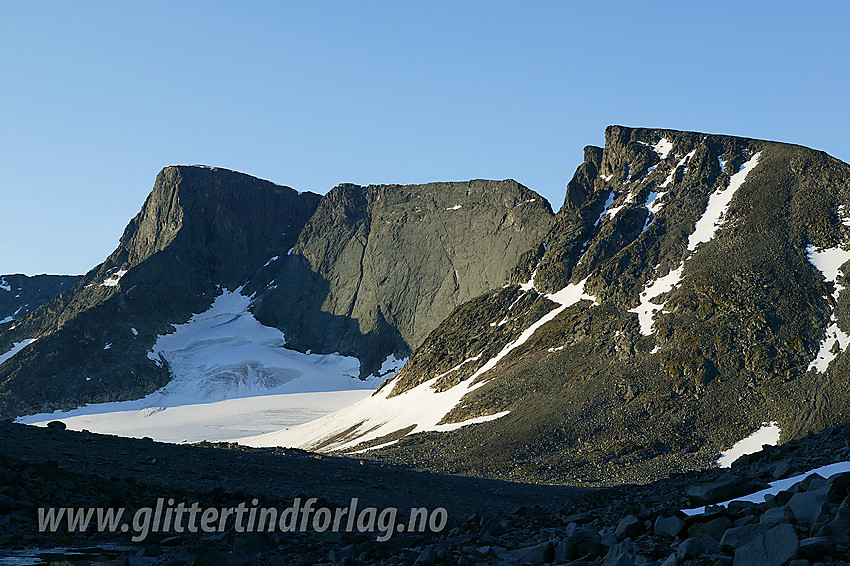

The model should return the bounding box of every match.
[2,1,848,275]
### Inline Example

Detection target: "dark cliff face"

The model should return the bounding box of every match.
[246,179,555,375]
[0,168,553,417]
[0,166,321,418]
[0,274,81,324]
[326,127,850,486]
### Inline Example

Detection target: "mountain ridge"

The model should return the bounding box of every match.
[244,126,850,486]
[0,167,554,417]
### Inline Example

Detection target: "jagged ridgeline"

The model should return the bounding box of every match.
[0,167,553,418]
[259,126,850,485]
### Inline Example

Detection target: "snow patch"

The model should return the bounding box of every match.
[653,138,674,160]
[471,279,597,380]
[0,277,10,292]
[595,191,617,226]
[0,339,36,365]
[684,459,850,516]
[101,269,128,287]
[807,244,850,372]
[103,343,112,350]
[131,327,138,336]
[375,354,408,378]
[235,362,508,452]
[629,266,684,336]
[234,278,598,453]
[446,204,462,211]
[717,421,781,468]
[659,149,696,189]
[688,153,761,252]
[263,256,280,267]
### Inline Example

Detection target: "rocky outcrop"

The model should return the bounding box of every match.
[0,166,321,418]
[0,274,81,324]
[246,179,554,375]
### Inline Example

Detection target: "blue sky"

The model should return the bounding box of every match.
[2,1,848,275]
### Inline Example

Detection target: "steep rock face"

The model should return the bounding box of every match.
[247,180,554,375]
[0,274,81,324]
[282,126,850,486]
[0,166,321,418]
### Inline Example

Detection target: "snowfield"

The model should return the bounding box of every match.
[17,289,396,443]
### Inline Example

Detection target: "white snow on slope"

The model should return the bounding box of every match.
[688,152,761,252]
[102,269,128,287]
[659,150,696,189]
[146,289,378,400]
[238,279,597,452]
[595,191,617,225]
[237,359,507,452]
[632,152,762,336]
[0,277,10,292]
[807,244,850,372]
[684,459,850,516]
[471,279,596,380]
[645,190,663,215]
[628,266,684,336]
[446,204,462,211]
[653,138,674,160]
[717,421,781,468]
[19,390,373,443]
[17,289,397,443]
[0,339,36,365]
[263,256,280,267]
[376,354,409,377]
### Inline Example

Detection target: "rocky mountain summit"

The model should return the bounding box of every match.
[269,126,850,487]
[0,166,322,417]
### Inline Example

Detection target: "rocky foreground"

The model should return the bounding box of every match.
[3,421,850,565]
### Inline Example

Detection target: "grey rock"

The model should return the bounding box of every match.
[772,461,792,479]
[654,515,685,537]
[252,179,554,377]
[787,489,829,524]
[46,420,66,431]
[604,553,636,566]
[677,536,719,561]
[796,536,836,560]
[563,525,604,559]
[688,515,733,541]
[733,524,799,566]
[503,541,553,565]
[615,514,643,540]
[720,523,768,552]
[759,505,795,526]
